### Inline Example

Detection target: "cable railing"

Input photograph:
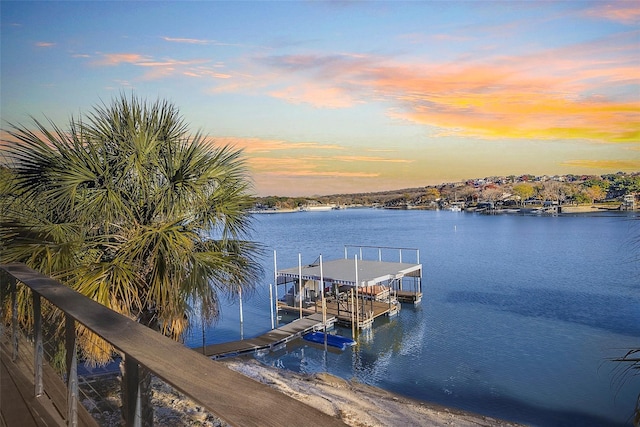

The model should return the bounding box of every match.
[0,263,347,427]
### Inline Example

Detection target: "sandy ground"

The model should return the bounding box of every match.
[222,358,524,427]
[82,358,525,426]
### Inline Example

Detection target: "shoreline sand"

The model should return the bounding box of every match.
[221,358,524,427]
[82,357,525,426]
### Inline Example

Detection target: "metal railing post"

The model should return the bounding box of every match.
[33,292,44,397]
[65,314,78,427]
[0,276,3,348]
[0,273,11,357]
[122,354,142,427]
[9,278,19,361]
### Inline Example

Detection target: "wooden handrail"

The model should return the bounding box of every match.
[1,263,346,427]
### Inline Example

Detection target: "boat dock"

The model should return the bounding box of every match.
[274,246,423,330]
[194,313,336,359]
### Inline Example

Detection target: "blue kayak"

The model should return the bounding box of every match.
[303,332,356,351]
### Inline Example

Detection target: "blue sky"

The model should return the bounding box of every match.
[1,1,639,196]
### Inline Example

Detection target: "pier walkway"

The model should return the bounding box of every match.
[194,313,336,359]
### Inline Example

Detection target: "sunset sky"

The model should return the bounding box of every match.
[1,1,639,196]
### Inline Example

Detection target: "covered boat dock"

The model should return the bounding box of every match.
[274,246,422,330]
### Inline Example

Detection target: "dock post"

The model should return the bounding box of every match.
[320,255,328,350]
[238,285,244,340]
[298,253,303,320]
[269,283,274,330]
[350,288,355,339]
[323,299,328,350]
[320,254,325,324]
[354,255,359,331]
[273,250,278,325]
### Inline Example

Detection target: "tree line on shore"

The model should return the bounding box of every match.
[254,172,640,210]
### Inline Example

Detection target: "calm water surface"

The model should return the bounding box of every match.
[185,209,639,426]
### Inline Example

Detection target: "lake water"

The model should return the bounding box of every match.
[185,208,640,426]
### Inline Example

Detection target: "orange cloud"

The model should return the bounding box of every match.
[247,19,640,143]
[89,26,638,147]
[260,37,639,144]
[270,83,357,108]
[94,53,148,66]
[35,42,55,47]
[388,90,640,143]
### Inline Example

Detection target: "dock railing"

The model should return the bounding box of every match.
[0,263,347,427]
[344,245,420,264]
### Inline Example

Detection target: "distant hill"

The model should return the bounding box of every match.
[253,172,640,211]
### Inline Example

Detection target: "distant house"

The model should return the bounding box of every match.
[622,194,636,210]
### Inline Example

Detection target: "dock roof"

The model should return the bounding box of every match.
[277,258,421,287]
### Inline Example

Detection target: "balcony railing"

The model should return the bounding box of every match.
[0,263,346,427]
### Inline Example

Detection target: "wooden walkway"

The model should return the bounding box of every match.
[194,313,336,358]
[1,333,98,427]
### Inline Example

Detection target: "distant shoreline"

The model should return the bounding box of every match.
[249,204,634,215]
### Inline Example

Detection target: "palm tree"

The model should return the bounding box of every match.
[1,95,263,425]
